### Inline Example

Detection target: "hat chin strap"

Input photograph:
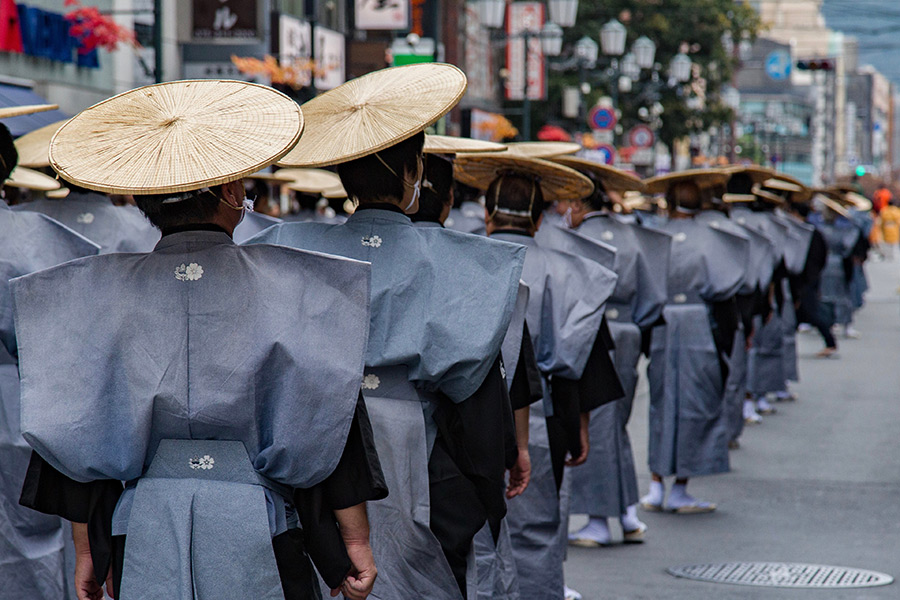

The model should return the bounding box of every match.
[489,174,538,226]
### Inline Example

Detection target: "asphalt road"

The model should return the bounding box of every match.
[564,256,900,599]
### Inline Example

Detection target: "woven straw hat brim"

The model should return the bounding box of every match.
[14,119,68,168]
[551,156,645,192]
[5,167,61,191]
[278,64,467,168]
[843,191,872,211]
[722,193,757,203]
[454,154,594,202]
[0,104,58,120]
[752,187,785,205]
[816,194,851,217]
[424,135,507,155]
[763,178,804,193]
[277,168,342,193]
[322,184,348,199]
[46,187,70,198]
[49,80,304,195]
[245,171,294,183]
[644,169,731,194]
[505,142,581,158]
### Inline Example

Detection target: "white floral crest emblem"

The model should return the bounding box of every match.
[76,212,95,224]
[361,374,381,390]
[673,232,688,243]
[189,455,215,470]
[174,263,204,281]
[601,231,614,242]
[361,235,383,248]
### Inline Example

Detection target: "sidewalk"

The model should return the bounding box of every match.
[565,257,900,599]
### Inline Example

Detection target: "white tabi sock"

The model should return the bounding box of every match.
[756,397,775,412]
[570,517,611,544]
[743,399,762,421]
[620,504,645,532]
[641,480,665,506]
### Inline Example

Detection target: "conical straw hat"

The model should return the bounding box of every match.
[46,187,70,198]
[815,194,850,218]
[424,135,507,155]
[843,191,872,211]
[762,177,803,193]
[0,104,58,119]
[322,184,348,199]
[5,167,61,191]
[505,141,581,158]
[644,169,731,194]
[722,164,775,184]
[49,80,304,195]
[244,171,294,183]
[276,168,342,193]
[454,154,593,202]
[278,63,467,168]
[14,119,68,168]
[551,156,645,192]
[751,184,785,205]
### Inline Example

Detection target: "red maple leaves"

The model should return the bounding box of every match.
[64,0,139,54]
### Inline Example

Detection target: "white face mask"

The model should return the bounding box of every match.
[563,206,574,229]
[405,178,421,212]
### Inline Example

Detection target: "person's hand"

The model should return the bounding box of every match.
[331,543,377,600]
[506,447,531,498]
[566,413,591,467]
[74,549,106,600]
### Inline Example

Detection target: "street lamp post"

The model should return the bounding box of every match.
[478,0,575,140]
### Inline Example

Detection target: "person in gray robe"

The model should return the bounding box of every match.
[250,134,526,600]
[445,180,488,235]
[816,203,861,334]
[552,168,670,547]
[727,188,793,420]
[0,123,101,600]
[12,185,159,253]
[471,165,617,600]
[410,150,541,600]
[15,79,386,600]
[639,174,749,514]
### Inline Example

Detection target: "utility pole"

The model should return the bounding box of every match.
[153,0,162,83]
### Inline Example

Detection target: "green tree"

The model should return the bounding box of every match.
[538,0,762,149]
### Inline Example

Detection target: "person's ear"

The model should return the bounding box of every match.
[220,179,244,208]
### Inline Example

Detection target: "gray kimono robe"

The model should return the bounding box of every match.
[695,210,776,443]
[490,231,617,600]
[774,213,815,382]
[12,231,371,600]
[249,209,525,600]
[648,218,748,478]
[232,211,283,244]
[818,218,860,326]
[0,204,100,600]
[731,207,792,395]
[445,200,487,235]
[568,212,671,517]
[12,192,159,253]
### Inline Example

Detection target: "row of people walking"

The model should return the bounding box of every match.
[0,64,872,600]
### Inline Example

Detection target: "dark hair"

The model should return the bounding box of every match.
[0,124,18,182]
[581,173,610,212]
[665,180,701,211]
[726,173,755,195]
[134,186,222,230]
[337,132,424,203]
[453,179,481,208]
[411,154,453,223]
[484,172,544,229]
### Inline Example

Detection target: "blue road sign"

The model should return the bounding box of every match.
[765,50,792,81]
[589,106,617,131]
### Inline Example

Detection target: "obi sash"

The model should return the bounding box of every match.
[119,439,287,600]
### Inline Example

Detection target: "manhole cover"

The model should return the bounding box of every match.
[667,562,893,589]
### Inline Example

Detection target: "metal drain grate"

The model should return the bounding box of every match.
[667,562,894,589]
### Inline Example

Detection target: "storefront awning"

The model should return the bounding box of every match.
[0,84,69,137]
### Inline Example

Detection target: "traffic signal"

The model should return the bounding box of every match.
[796,59,834,71]
[855,165,866,177]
